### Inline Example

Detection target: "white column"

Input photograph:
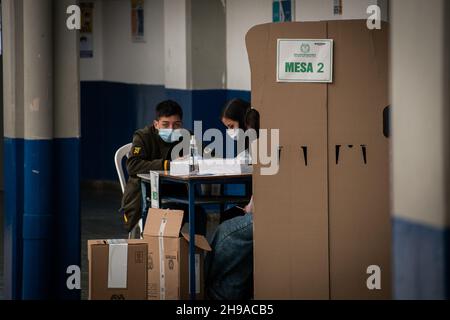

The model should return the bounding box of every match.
[226,0,272,91]
[391,0,450,299]
[23,0,53,140]
[391,0,449,230]
[164,0,226,90]
[164,0,189,89]
[54,0,80,139]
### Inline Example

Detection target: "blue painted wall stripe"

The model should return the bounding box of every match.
[165,89,193,130]
[23,140,53,238]
[226,90,251,103]
[81,82,166,181]
[3,138,24,300]
[22,140,54,299]
[393,217,450,300]
[3,137,80,299]
[54,138,81,299]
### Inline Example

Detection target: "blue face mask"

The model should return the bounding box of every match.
[158,129,173,143]
[158,129,183,143]
[171,129,183,142]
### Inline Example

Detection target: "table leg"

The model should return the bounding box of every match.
[188,181,196,300]
[219,183,225,214]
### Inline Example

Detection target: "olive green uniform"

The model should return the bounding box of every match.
[121,125,177,231]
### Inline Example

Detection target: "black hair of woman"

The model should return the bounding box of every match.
[222,98,260,136]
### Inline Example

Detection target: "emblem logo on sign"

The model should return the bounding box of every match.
[300,43,310,53]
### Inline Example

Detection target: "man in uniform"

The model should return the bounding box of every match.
[121,100,206,238]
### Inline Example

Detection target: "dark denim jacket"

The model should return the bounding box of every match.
[205,213,254,300]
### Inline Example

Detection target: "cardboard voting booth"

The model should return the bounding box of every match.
[246,21,391,299]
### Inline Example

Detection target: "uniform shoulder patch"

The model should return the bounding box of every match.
[133,147,142,155]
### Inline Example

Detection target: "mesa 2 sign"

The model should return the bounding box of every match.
[277,39,334,83]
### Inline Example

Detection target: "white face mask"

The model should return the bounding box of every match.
[226,128,239,140]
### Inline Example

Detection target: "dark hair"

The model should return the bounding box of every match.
[155,100,183,120]
[245,109,260,134]
[221,98,260,133]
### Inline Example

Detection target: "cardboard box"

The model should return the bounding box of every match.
[88,239,148,300]
[198,158,253,175]
[143,208,211,300]
[246,21,391,299]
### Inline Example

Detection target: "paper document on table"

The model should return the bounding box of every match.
[198,159,253,175]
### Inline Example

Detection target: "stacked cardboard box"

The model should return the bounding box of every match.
[143,208,211,300]
[246,20,391,299]
[88,239,148,300]
[88,209,211,300]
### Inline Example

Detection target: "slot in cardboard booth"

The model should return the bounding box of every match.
[246,21,391,299]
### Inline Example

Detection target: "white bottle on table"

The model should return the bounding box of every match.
[190,136,200,173]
